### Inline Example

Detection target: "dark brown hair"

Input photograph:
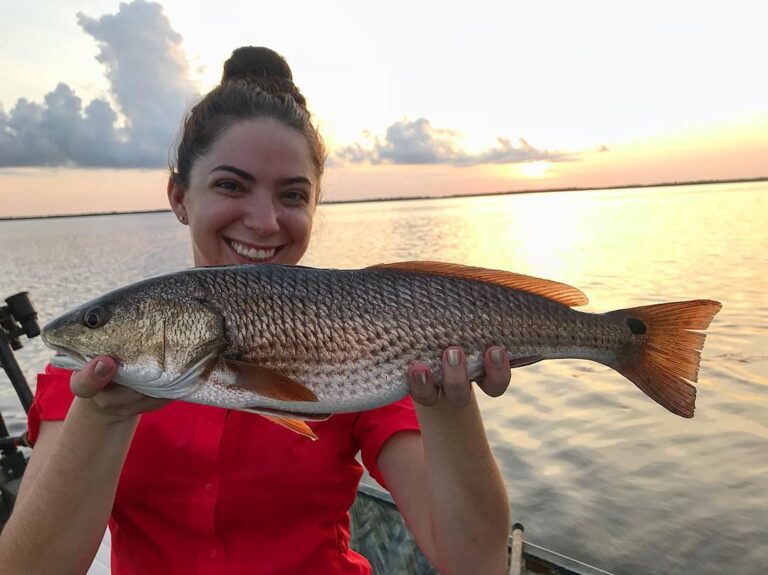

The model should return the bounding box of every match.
[170,47,325,197]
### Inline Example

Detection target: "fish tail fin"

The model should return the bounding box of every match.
[608,299,722,418]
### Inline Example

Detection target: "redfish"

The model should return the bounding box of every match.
[42,262,722,438]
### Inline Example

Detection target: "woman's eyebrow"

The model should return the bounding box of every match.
[209,167,310,187]
[276,177,312,186]
[210,165,255,181]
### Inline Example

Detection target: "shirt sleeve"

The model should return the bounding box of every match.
[26,364,76,445]
[355,395,420,490]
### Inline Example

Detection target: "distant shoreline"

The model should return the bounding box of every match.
[2,176,765,222]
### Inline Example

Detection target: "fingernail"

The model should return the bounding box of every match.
[490,348,504,367]
[446,348,461,367]
[414,370,428,386]
[94,360,111,379]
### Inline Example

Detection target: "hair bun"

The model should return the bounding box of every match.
[221,47,293,84]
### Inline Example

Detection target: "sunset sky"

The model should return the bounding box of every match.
[0,0,766,218]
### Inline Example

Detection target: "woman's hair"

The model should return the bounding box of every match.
[170,47,326,196]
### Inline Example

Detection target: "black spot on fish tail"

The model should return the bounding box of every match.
[626,317,647,335]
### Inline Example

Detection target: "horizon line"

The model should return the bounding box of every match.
[1,175,765,222]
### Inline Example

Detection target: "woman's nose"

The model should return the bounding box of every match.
[242,194,280,235]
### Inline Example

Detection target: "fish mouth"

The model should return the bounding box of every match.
[41,325,89,368]
[48,346,90,370]
[227,239,283,263]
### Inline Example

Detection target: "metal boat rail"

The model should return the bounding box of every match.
[351,482,614,575]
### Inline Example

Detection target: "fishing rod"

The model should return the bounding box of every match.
[0,291,39,522]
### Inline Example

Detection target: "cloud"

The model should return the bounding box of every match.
[0,0,199,168]
[336,118,570,166]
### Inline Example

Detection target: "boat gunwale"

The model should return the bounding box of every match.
[354,482,616,575]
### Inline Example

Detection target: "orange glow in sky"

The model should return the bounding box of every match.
[0,0,766,218]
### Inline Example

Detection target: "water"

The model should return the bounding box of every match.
[1,181,766,574]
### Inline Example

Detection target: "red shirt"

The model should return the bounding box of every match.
[27,364,420,575]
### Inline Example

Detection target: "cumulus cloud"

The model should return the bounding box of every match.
[0,0,199,168]
[336,118,569,167]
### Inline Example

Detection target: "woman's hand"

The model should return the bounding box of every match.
[384,347,512,573]
[72,356,171,422]
[407,346,512,407]
[1,356,169,574]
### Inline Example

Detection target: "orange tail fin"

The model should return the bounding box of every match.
[608,300,722,418]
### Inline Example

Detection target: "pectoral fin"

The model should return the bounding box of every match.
[209,359,323,438]
[221,359,319,402]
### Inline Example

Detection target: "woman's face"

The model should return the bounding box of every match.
[169,118,317,267]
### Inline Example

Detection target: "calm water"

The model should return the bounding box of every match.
[1,181,766,574]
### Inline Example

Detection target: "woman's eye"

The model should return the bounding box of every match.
[214,180,242,193]
[282,189,309,204]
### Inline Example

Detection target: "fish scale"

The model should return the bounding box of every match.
[196,267,583,398]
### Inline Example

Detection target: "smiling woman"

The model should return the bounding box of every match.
[0,46,512,575]
[168,118,318,267]
[166,45,326,268]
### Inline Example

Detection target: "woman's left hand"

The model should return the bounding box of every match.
[386,348,513,573]
[407,346,512,407]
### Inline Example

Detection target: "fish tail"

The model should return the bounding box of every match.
[607,299,722,418]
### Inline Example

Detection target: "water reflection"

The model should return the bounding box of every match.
[1,182,767,575]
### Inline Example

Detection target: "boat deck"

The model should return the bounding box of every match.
[351,482,615,575]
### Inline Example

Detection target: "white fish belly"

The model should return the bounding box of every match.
[186,369,409,415]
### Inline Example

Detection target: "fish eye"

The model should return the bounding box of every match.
[83,306,109,329]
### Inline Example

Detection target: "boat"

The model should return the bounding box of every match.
[351,482,614,575]
[0,291,614,574]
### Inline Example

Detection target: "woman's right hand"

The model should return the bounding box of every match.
[71,356,171,422]
[1,356,167,574]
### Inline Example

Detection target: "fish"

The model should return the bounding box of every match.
[42,262,722,439]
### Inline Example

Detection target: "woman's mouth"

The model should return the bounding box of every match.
[228,239,281,262]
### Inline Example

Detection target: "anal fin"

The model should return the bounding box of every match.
[508,355,544,369]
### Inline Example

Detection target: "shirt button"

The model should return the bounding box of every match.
[209,549,218,560]
[204,482,214,492]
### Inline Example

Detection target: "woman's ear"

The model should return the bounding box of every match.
[167,176,188,225]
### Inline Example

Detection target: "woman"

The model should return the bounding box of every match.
[0,47,510,574]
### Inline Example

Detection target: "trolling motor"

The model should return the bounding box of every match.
[0,292,40,522]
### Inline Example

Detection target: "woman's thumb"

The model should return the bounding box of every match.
[71,356,117,398]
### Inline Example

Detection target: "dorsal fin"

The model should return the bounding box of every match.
[368,261,588,307]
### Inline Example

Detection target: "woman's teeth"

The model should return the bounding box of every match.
[230,241,277,261]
